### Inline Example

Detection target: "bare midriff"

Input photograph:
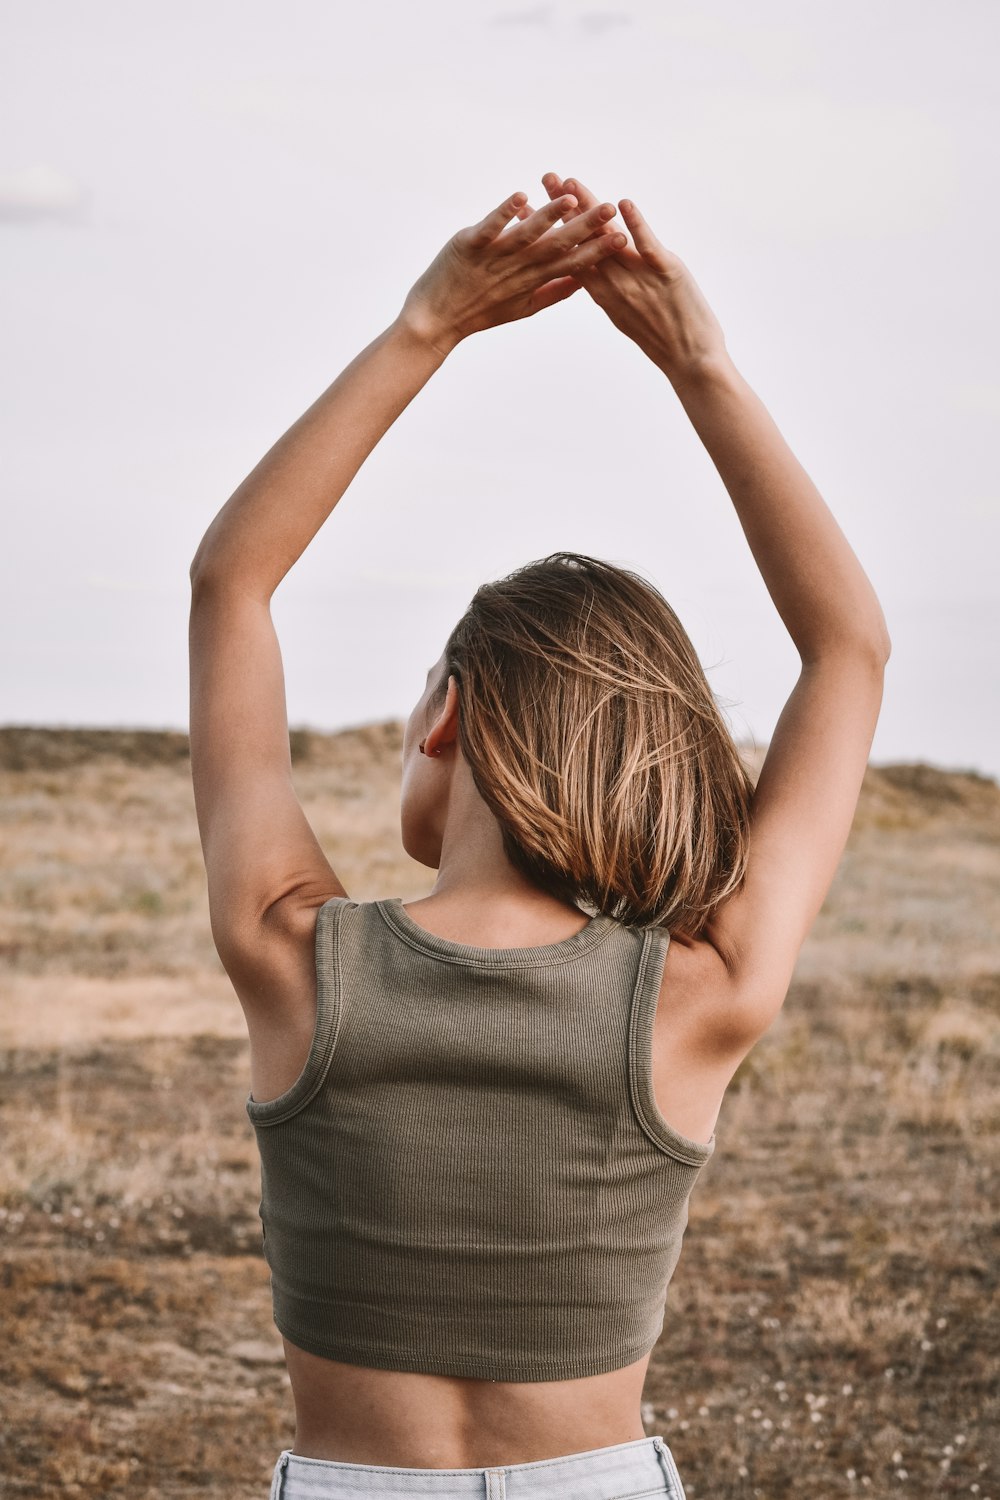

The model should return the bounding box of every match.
[284,1338,654,1467]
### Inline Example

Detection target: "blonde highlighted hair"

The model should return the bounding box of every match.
[427,552,755,935]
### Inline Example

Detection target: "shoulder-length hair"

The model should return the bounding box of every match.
[428,551,755,935]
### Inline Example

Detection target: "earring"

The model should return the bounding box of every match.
[419,739,442,757]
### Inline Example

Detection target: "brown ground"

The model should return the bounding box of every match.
[0,725,997,1499]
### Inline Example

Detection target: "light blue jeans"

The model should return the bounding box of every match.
[267,1435,686,1498]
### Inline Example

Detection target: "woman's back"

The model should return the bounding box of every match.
[243,890,742,1467]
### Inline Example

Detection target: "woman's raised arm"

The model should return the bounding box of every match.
[664,354,890,1036]
[540,172,891,1044]
[187,188,626,1020]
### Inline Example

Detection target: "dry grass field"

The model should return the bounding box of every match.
[0,724,997,1498]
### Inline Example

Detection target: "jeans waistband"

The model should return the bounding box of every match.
[269,1434,685,1499]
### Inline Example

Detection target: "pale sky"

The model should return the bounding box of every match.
[2,0,998,777]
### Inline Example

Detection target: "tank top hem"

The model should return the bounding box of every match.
[275,1315,659,1382]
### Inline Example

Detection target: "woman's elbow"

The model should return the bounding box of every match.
[852,606,892,666]
[875,617,892,666]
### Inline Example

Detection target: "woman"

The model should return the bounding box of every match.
[188,172,890,1500]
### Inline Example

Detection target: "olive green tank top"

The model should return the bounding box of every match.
[246,895,716,1381]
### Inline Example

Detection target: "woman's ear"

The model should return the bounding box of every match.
[425,675,461,756]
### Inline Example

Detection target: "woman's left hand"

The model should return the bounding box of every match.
[397,189,627,354]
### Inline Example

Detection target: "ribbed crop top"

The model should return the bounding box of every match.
[245,895,716,1382]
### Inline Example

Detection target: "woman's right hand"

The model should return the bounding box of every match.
[535,172,730,383]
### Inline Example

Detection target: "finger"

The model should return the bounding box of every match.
[513,199,621,270]
[506,199,536,231]
[466,190,529,248]
[542,173,633,257]
[530,275,584,313]
[560,175,603,215]
[541,171,587,224]
[502,193,579,251]
[545,198,620,253]
[550,226,628,277]
[617,199,672,271]
[564,177,637,253]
